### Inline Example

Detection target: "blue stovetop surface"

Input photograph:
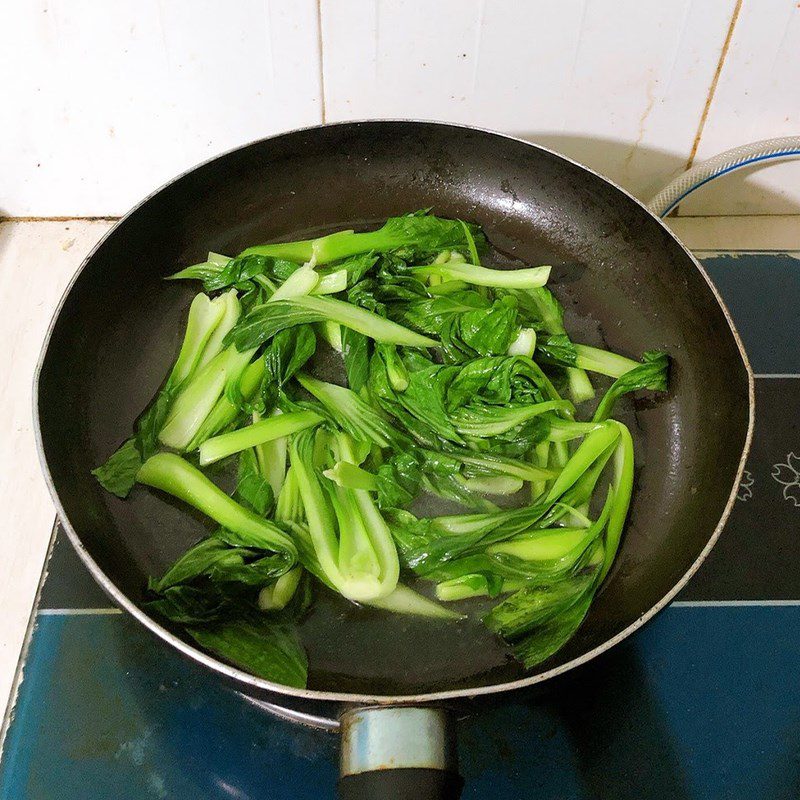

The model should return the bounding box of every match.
[2,251,799,799]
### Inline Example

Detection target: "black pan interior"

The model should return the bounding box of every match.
[37,122,750,696]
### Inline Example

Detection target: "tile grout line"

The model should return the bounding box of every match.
[672,600,800,607]
[37,608,121,616]
[691,250,800,255]
[0,216,120,223]
[684,0,743,171]
[316,0,327,124]
[677,214,800,219]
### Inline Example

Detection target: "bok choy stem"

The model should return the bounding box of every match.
[136,453,297,560]
[199,410,322,466]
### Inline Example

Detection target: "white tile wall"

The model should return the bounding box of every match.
[320,0,735,201]
[2,0,799,217]
[0,0,322,217]
[678,0,800,215]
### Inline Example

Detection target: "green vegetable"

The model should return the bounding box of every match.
[268,264,319,302]
[508,327,537,357]
[169,292,226,386]
[185,356,265,450]
[389,505,548,577]
[95,210,671,685]
[487,527,594,561]
[92,291,233,497]
[599,422,635,581]
[189,620,307,687]
[573,344,640,378]
[322,455,421,510]
[368,583,464,620]
[317,320,343,351]
[289,429,399,601]
[240,211,486,265]
[510,588,594,667]
[198,409,322,465]
[458,221,481,266]
[159,345,256,450]
[436,574,511,601]
[235,448,274,516]
[296,373,399,448]
[415,262,551,289]
[439,450,554,483]
[313,269,348,295]
[536,336,642,380]
[227,295,437,352]
[542,423,620,503]
[512,286,594,403]
[398,288,489,336]
[252,410,289,498]
[484,548,600,640]
[485,538,605,668]
[149,538,237,593]
[145,584,232,624]
[341,327,370,393]
[375,453,422,509]
[262,325,317,400]
[195,290,242,372]
[451,400,570,437]
[530,440,550,499]
[168,253,298,293]
[440,297,521,361]
[137,453,296,562]
[462,475,523,495]
[374,343,408,392]
[323,460,378,491]
[259,567,303,611]
[593,351,670,422]
[544,418,603,442]
[91,439,143,499]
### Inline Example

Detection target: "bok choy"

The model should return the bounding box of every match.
[92,209,669,688]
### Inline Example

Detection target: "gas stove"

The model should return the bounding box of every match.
[2,248,798,799]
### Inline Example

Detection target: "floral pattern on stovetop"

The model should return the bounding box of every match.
[772,453,800,507]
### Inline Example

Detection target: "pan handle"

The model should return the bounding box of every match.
[338,706,463,800]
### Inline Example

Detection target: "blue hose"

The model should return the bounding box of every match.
[648,137,800,218]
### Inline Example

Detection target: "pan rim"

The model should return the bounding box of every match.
[32,118,756,705]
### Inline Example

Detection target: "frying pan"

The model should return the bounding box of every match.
[34,121,753,798]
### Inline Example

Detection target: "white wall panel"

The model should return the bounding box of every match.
[320,0,735,202]
[678,0,800,215]
[1,1,323,217]
[5,1,799,217]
